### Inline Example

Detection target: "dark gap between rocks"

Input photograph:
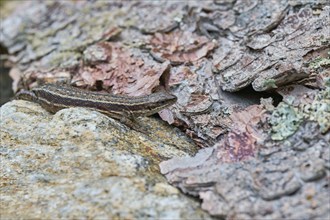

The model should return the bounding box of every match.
[0,43,13,106]
[220,85,283,108]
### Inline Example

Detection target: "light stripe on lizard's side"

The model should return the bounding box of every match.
[15,84,177,132]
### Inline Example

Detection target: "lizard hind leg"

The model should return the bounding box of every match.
[102,111,148,134]
[119,115,149,134]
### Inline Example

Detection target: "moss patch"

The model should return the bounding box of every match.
[270,86,330,140]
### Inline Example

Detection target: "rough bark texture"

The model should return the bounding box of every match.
[0,0,329,219]
[161,120,329,219]
[1,0,329,145]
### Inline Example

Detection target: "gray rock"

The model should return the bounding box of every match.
[0,100,210,219]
